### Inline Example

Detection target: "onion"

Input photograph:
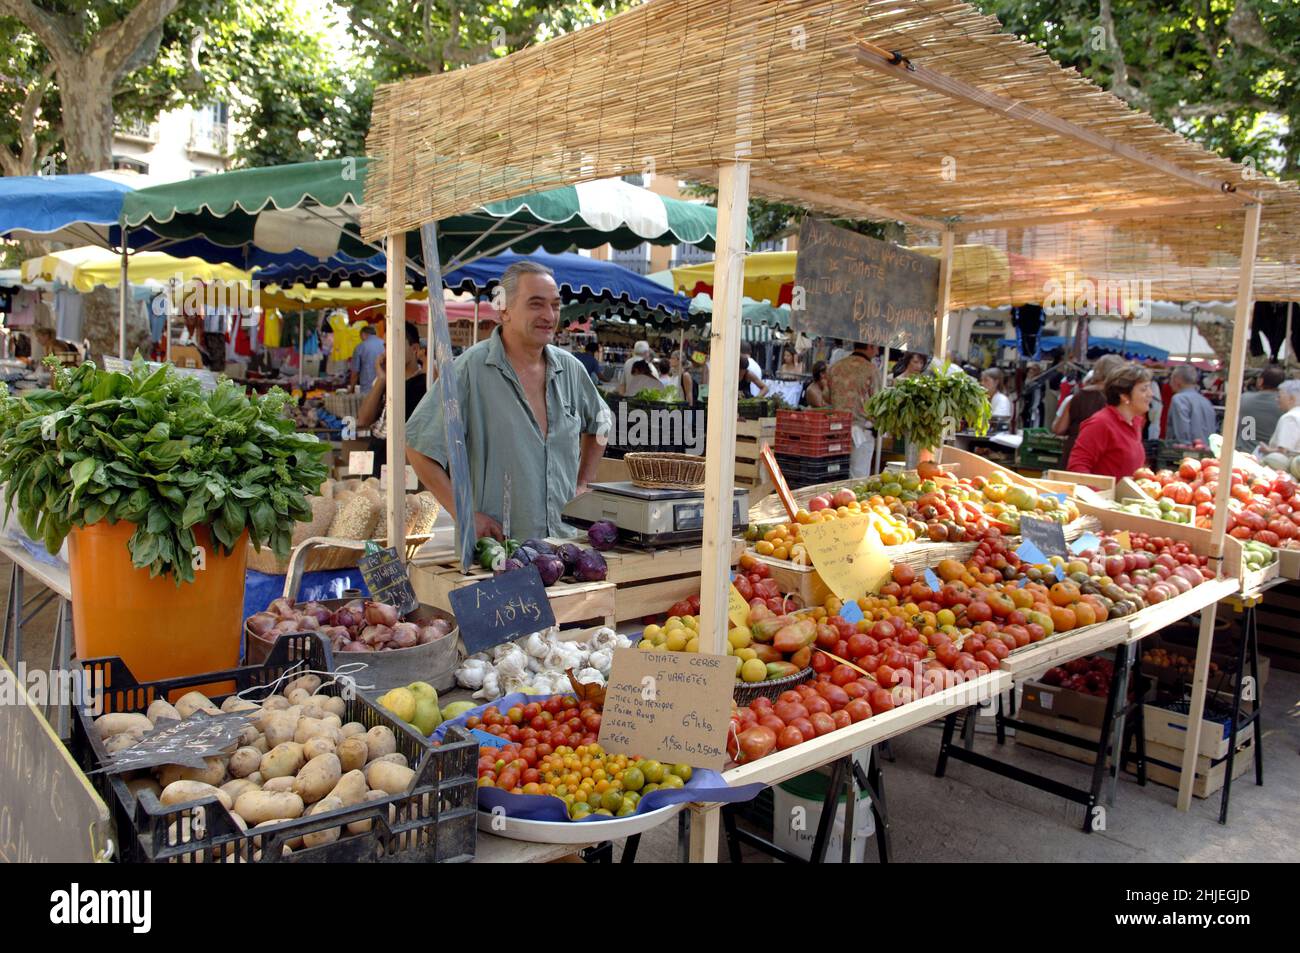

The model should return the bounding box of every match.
[364,601,399,627]
[361,624,392,645]
[390,624,419,649]
[340,641,372,652]
[271,619,301,635]
[330,607,361,629]
[343,598,365,614]
[246,612,277,636]
[294,614,320,631]
[268,597,297,619]
[300,602,332,624]
[428,619,452,638]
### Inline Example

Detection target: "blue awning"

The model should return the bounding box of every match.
[1001,334,1170,362]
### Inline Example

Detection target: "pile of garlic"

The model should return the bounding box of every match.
[454,627,632,700]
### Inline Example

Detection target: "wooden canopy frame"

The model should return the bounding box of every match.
[362,0,1298,858]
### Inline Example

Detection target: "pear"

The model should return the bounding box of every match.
[412,697,442,736]
[441,700,476,722]
[406,681,438,704]
[377,687,417,724]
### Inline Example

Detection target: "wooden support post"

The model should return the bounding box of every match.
[1179,201,1261,811]
[385,235,407,553]
[934,230,954,365]
[297,310,305,389]
[118,235,129,359]
[691,160,750,866]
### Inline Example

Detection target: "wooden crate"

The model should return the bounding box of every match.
[1015,708,1111,765]
[1143,703,1253,761]
[1045,471,1116,500]
[1141,738,1254,799]
[735,417,776,493]
[410,563,616,634]
[602,540,744,622]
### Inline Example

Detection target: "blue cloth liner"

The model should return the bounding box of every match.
[13,534,68,571]
[1015,540,1048,564]
[242,568,369,622]
[1050,492,1069,503]
[1070,532,1101,555]
[436,692,764,822]
[470,728,510,748]
[923,568,942,591]
[837,601,864,624]
[1053,564,1065,581]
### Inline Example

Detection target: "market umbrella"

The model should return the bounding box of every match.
[999,333,1169,362]
[672,250,797,305]
[249,249,398,288]
[21,246,253,291]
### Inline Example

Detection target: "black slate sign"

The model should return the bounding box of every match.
[793,218,939,353]
[96,710,254,775]
[359,545,420,616]
[1019,516,1069,560]
[449,564,556,655]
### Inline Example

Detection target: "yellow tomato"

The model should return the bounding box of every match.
[754,540,775,556]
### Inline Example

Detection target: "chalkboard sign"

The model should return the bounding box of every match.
[0,658,111,861]
[793,218,939,354]
[358,545,420,616]
[96,710,254,774]
[449,564,557,655]
[1019,517,1069,560]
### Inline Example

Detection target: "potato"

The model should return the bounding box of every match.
[261,694,290,711]
[302,737,336,761]
[336,736,368,773]
[95,712,153,739]
[301,795,344,848]
[262,776,296,793]
[364,725,397,762]
[246,771,263,785]
[285,674,322,696]
[220,779,260,802]
[372,752,408,768]
[251,734,270,754]
[326,770,368,807]
[322,697,347,718]
[236,723,261,747]
[160,780,233,811]
[322,714,342,729]
[250,820,304,852]
[346,790,389,834]
[293,753,341,804]
[259,743,306,780]
[146,700,181,724]
[175,691,218,718]
[288,687,312,707]
[294,717,341,746]
[220,696,259,713]
[299,705,329,721]
[262,712,297,748]
[229,746,263,779]
[339,722,366,738]
[234,790,305,825]
[105,729,146,753]
[365,761,416,795]
[177,757,227,787]
[126,776,163,803]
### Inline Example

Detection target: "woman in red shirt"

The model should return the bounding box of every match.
[1066,364,1152,479]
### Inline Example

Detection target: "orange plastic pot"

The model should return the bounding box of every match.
[68,521,247,683]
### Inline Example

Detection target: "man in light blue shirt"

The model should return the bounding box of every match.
[349,324,385,393]
[1167,365,1217,446]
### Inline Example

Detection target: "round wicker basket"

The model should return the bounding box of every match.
[625,452,707,489]
[732,665,815,705]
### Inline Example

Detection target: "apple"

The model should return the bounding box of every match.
[808,495,831,512]
[832,489,856,508]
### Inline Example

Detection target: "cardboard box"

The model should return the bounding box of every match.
[1143,703,1253,761]
[1020,680,1112,729]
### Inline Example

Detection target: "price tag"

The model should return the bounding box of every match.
[358,545,420,616]
[1069,532,1101,555]
[798,515,893,602]
[348,450,375,476]
[449,564,556,655]
[1116,530,1132,551]
[923,568,942,591]
[470,729,510,748]
[96,711,253,774]
[837,600,865,625]
[378,464,419,491]
[759,444,798,521]
[597,649,732,770]
[728,584,751,628]
[1019,516,1069,559]
[1015,539,1049,565]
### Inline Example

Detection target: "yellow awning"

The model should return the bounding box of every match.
[21,246,252,292]
[671,251,797,305]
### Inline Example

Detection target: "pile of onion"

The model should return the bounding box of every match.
[245,598,453,654]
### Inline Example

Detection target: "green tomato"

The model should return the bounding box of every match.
[621,767,645,792]
[640,760,666,784]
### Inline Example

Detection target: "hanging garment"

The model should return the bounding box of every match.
[262,308,283,348]
[329,310,361,362]
[53,289,85,341]
[8,289,38,327]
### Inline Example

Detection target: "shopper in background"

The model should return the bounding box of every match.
[981,367,1013,420]
[894,351,928,379]
[1067,364,1153,479]
[619,340,653,395]
[349,324,385,393]
[738,355,769,399]
[358,322,426,478]
[574,340,603,382]
[828,342,880,478]
[1237,364,1285,450]
[1266,380,1300,453]
[201,304,230,372]
[740,340,764,388]
[624,359,663,397]
[780,347,802,376]
[1167,365,1217,445]
[801,360,830,408]
[1146,376,1164,440]
[1053,353,1124,463]
[829,338,851,365]
[671,351,698,405]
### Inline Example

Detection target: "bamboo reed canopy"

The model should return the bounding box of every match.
[363,0,1299,256]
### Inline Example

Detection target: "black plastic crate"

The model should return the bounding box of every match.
[72,634,478,864]
[774,452,852,488]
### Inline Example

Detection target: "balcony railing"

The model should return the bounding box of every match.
[115,117,158,143]
[188,121,229,155]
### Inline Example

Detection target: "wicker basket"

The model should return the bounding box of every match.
[625,452,707,489]
[733,666,815,705]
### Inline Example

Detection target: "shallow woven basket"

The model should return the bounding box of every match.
[732,666,815,705]
[625,452,707,489]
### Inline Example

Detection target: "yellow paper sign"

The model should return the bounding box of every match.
[1116,530,1132,551]
[798,515,893,602]
[728,584,751,628]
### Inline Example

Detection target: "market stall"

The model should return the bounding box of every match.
[359,0,1300,861]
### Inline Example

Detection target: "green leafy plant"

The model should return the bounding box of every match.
[0,359,328,584]
[865,363,991,453]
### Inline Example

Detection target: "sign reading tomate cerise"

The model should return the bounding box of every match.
[793,218,939,354]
